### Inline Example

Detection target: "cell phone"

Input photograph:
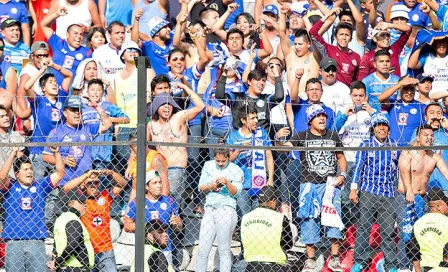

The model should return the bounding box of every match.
[247,39,255,49]
[353,104,364,113]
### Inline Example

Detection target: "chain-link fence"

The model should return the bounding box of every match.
[0,135,445,271]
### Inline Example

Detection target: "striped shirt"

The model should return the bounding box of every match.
[351,137,400,198]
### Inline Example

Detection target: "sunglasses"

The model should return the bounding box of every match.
[171,57,185,62]
[33,54,49,59]
[86,180,100,187]
[377,33,391,40]
[324,67,337,73]
[125,48,139,53]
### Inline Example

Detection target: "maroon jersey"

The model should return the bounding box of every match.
[310,20,361,86]
[357,30,409,80]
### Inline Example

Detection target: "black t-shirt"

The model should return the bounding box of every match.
[289,130,342,183]
[232,93,273,131]
[190,0,227,23]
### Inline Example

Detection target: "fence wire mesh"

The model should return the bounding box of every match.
[1,94,448,272]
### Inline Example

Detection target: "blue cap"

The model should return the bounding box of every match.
[262,4,279,16]
[63,95,82,110]
[307,104,327,124]
[416,74,434,83]
[370,113,390,128]
[148,16,170,37]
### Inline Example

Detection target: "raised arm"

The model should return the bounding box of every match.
[290,69,304,103]
[49,146,66,187]
[378,76,418,109]
[347,0,366,43]
[408,44,424,70]
[24,65,47,100]
[191,29,210,73]
[0,147,18,190]
[269,65,284,103]
[212,3,238,33]
[254,0,263,26]
[106,169,128,195]
[257,28,274,60]
[62,170,99,192]
[242,46,256,84]
[47,58,73,91]
[131,9,143,47]
[278,7,291,58]
[266,150,274,186]
[98,0,107,27]
[176,82,205,122]
[41,6,66,39]
[173,3,191,52]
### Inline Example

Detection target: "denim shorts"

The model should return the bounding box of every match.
[300,182,343,245]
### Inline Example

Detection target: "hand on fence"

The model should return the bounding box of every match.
[349,189,358,204]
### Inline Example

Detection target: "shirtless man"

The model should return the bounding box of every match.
[397,124,448,269]
[147,83,205,210]
[278,7,319,94]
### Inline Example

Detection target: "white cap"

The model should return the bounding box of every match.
[390,4,410,20]
[146,170,160,184]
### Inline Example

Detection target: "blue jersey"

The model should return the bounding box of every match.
[141,36,174,76]
[48,33,92,85]
[203,69,233,131]
[392,2,431,28]
[29,90,68,154]
[3,42,30,74]
[43,122,100,186]
[0,59,13,89]
[104,0,133,26]
[224,0,243,29]
[82,102,128,162]
[2,176,53,240]
[352,137,400,198]
[287,98,335,159]
[168,65,203,126]
[388,100,425,146]
[0,0,29,24]
[126,196,179,251]
[362,73,400,111]
[225,128,272,189]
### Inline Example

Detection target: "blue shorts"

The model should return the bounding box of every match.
[300,182,343,245]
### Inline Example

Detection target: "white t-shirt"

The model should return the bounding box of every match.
[424,54,448,95]
[338,110,372,162]
[19,63,52,96]
[262,80,289,125]
[321,81,352,114]
[92,43,125,84]
[0,130,25,179]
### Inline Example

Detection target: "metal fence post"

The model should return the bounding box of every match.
[135,56,150,272]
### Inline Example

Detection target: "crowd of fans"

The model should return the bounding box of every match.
[3,0,448,271]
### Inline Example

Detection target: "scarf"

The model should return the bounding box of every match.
[248,128,267,196]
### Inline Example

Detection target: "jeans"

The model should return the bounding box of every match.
[205,127,230,157]
[237,189,259,218]
[45,187,61,231]
[93,250,117,272]
[196,206,238,272]
[114,127,136,175]
[168,167,186,211]
[29,153,46,180]
[6,239,47,272]
[285,159,301,226]
[354,191,397,269]
[187,124,202,161]
[341,162,358,226]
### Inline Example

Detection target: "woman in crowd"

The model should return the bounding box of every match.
[87,27,107,51]
[71,58,113,101]
[196,148,243,272]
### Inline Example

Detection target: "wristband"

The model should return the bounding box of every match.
[339,172,347,179]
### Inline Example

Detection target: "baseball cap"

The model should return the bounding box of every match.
[320,57,337,70]
[119,40,141,63]
[389,4,410,21]
[307,104,327,124]
[416,74,434,83]
[0,18,20,30]
[290,2,309,17]
[428,188,448,203]
[145,219,168,233]
[146,170,160,184]
[370,113,390,128]
[258,186,279,203]
[31,41,49,54]
[63,95,82,110]
[148,16,170,38]
[262,4,279,16]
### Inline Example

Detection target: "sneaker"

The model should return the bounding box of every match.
[302,258,317,272]
[350,263,363,272]
[328,256,343,272]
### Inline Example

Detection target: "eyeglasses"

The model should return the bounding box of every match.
[171,57,185,62]
[0,46,4,51]
[33,54,49,59]
[324,67,337,73]
[125,48,140,53]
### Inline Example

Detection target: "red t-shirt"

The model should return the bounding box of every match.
[310,20,361,86]
[357,30,410,80]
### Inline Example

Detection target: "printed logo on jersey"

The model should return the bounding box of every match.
[21,198,32,210]
[63,56,75,69]
[160,203,167,211]
[51,108,60,122]
[92,216,103,226]
[97,197,105,206]
[10,8,17,14]
[398,113,408,125]
[150,211,160,220]
[29,186,36,193]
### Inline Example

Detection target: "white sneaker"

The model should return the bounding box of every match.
[302,259,317,272]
